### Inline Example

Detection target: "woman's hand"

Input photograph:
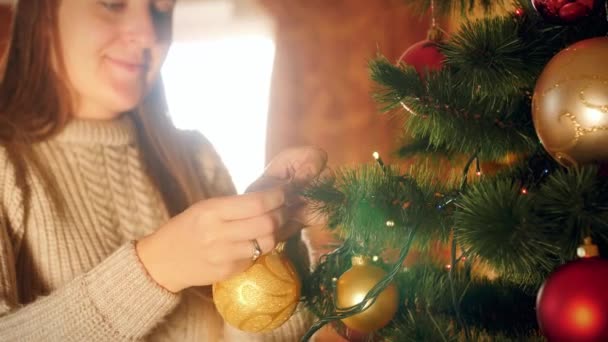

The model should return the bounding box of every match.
[136,146,329,293]
[136,186,289,293]
[247,146,329,230]
[249,146,328,187]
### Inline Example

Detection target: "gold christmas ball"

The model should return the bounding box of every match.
[212,248,301,333]
[336,256,399,333]
[532,37,608,167]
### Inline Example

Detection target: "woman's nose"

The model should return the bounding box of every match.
[124,8,157,49]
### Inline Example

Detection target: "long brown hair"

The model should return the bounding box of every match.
[0,0,209,217]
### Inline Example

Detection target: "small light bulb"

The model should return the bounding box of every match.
[386,220,395,227]
[373,152,380,160]
[577,247,586,258]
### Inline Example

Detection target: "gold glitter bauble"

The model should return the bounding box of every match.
[532,37,608,167]
[336,256,399,333]
[212,249,301,333]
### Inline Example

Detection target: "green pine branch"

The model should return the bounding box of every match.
[534,166,608,259]
[370,59,537,160]
[441,16,547,101]
[454,165,608,282]
[453,177,558,284]
[302,165,449,251]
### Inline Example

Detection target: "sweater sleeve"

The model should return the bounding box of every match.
[0,149,180,341]
[0,238,181,341]
[188,132,317,341]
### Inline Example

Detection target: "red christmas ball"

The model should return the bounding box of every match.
[537,257,608,341]
[532,0,603,24]
[331,321,380,342]
[398,39,444,80]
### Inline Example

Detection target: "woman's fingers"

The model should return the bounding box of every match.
[229,233,278,260]
[215,203,325,252]
[220,207,287,241]
[262,146,328,183]
[219,206,317,247]
[208,187,286,221]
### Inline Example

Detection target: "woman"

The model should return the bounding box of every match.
[0,0,326,340]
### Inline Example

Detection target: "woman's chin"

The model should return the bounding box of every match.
[108,93,143,114]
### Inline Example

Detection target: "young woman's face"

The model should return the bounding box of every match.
[58,0,175,119]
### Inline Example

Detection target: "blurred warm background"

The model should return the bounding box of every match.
[0,1,434,340]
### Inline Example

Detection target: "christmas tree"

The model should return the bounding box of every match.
[298,0,608,341]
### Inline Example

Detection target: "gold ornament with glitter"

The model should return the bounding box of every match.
[212,245,301,333]
[532,37,608,167]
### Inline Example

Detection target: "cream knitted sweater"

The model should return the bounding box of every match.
[0,115,313,341]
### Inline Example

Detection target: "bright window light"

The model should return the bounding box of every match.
[162,36,276,194]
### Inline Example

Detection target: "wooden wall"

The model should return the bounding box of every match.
[0,5,11,56]
[259,0,432,168]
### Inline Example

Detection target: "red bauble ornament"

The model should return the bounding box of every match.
[537,256,608,341]
[332,321,380,342]
[398,39,444,79]
[532,0,603,24]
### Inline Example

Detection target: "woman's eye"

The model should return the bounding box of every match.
[99,1,127,12]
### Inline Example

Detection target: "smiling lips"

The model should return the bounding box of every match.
[106,56,149,76]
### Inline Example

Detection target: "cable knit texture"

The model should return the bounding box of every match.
[0,114,313,341]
